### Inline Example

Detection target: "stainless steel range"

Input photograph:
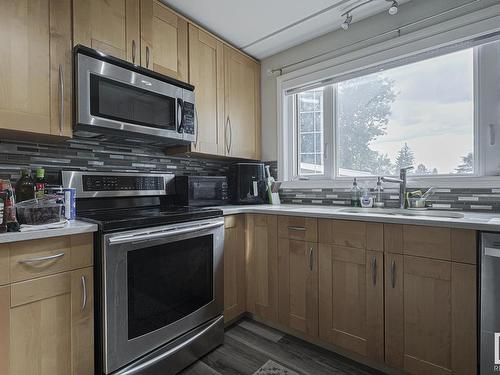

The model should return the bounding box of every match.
[62,171,224,375]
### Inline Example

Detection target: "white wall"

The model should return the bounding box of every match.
[260,0,500,161]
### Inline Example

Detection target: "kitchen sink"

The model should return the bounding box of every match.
[338,207,465,219]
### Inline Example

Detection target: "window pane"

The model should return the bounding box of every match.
[337,48,474,177]
[297,88,324,175]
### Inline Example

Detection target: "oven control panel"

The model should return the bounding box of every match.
[83,175,164,191]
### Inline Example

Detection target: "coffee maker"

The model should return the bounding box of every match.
[229,162,267,204]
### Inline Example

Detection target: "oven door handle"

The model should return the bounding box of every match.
[108,220,224,245]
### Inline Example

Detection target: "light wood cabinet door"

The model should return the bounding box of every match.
[74,0,140,63]
[223,46,261,160]
[319,244,384,362]
[140,0,188,80]
[385,255,477,375]
[0,0,72,137]
[278,239,318,337]
[246,214,278,322]
[223,215,246,323]
[189,24,224,155]
[2,269,93,375]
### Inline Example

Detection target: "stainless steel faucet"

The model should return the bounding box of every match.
[381,166,414,209]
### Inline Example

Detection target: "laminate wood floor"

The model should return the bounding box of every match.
[179,319,385,375]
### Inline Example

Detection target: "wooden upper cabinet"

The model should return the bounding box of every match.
[223,215,246,323]
[140,0,188,80]
[74,0,140,63]
[223,46,261,160]
[189,24,224,155]
[385,255,477,375]
[0,0,72,137]
[246,214,278,322]
[278,239,318,337]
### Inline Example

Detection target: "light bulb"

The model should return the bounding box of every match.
[341,14,352,30]
[388,1,398,15]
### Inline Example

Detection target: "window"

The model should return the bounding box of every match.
[284,37,500,182]
[296,89,324,175]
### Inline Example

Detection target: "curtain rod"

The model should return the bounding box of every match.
[270,0,481,75]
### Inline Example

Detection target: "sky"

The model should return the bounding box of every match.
[368,48,474,174]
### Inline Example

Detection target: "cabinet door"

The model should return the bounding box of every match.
[223,46,261,160]
[10,272,73,375]
[189,24,224,155]
[278,239,318,337]
[74,0,140,63]
[246,214,278,322]
[141,0,188,80]
[0,0,71,136]
[0,286,9,375]
[223,216,246,323]
[71,267,94,375]
[385,255,477,375]
[319,244,384,361]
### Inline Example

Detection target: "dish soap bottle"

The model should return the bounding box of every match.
[374,177,385,208]
[350,178,361,207]
[15,169,35,203]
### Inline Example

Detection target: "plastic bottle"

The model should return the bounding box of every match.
[15,169,35,203]
[374,177,385,208]
[350,178,361,207]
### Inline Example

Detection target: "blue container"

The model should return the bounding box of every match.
[63,188,76,220]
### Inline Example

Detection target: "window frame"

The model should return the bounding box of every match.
[279,33,500,188]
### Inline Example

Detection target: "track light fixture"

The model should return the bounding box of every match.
[387,0,399,15]
[340,0,400,31]
[341,13,353,30]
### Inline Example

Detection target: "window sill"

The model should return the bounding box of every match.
[280,175,500,190]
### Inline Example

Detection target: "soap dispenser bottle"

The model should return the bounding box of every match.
[350,178,361,207]
[374,177,384,208]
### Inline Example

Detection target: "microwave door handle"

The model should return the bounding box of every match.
[177,98,185,134]
[108,220,224,245]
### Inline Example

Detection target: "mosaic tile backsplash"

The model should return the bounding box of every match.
[279,186,500,212]
[0,139,498,212]
[0,138,237,185]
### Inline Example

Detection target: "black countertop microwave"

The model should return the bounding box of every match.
[173,176,229,207]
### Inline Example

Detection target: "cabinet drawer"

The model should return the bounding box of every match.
[278,216,317,242]
[319,219,383,250]
[9,234,93,283]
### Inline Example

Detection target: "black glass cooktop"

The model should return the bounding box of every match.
[78,206,223,232]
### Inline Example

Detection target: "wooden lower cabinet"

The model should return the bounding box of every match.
[246,214,278,322]
[0,265,93,375]
[278,239,318,336]
[223,215,246,322]
[385,253,477,375]
[319,244,384,361]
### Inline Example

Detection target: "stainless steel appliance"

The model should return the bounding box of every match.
[229,162,267,204]
[62,171,224,375]
[481,232,500,375]
[172,176,229,207]
[74,45,196,145]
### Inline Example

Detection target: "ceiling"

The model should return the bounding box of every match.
[162,0,410,59]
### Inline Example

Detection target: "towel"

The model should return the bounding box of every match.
[19,220,69,232]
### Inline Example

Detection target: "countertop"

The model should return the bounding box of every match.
[0,220,98,244]
[215,204,500,232]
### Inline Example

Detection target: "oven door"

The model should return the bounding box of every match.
[102,218,224,374]
[76,53,185,141]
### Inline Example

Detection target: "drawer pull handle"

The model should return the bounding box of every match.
[288,226,306,231]
[81,275,87,311]
[18,252,65,265]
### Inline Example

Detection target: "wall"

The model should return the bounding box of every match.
[260,0,500,161]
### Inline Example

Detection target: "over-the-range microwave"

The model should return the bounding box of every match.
[74,45,196,145]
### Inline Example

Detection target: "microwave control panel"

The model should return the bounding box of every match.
[183,101,195,135]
